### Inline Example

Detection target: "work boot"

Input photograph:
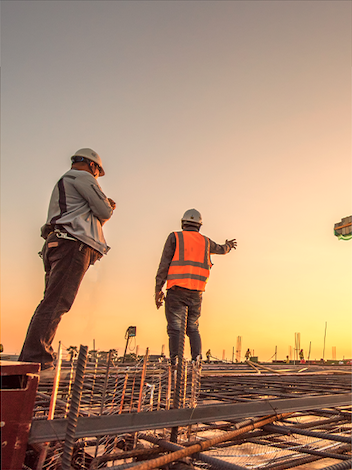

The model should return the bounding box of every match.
[192,355,202,372]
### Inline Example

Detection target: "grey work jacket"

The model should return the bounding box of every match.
[42,169,113,255]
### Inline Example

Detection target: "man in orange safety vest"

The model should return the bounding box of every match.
[155,209,236,365]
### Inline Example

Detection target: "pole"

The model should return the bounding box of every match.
[36,342,63,470]
[323,322,327,361]
[137,348,149,412]
[123,336,130,363]
[119,373,129,414]
[323,321,328,361]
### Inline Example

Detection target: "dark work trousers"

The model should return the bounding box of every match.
[19,232,101,370]
[165,287,203,364]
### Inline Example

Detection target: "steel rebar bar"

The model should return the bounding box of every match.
[321,460,352,470]
[61,344,88,470]
[264,424,352,444]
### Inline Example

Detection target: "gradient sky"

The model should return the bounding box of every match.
[1,1,351,362]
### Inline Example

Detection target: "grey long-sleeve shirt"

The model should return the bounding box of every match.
[42,169,113,255]
[155,227,231,293]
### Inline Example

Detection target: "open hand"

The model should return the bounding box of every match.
[226,238,237,250]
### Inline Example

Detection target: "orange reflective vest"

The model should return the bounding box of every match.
[166,231,212,292]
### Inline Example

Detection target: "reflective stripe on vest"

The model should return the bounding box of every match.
[167,231,212,291]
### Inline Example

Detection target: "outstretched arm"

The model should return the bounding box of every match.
[209,238,237,254]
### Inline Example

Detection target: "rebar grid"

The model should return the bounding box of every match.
[34,360,201,422]
[29,362,351,470]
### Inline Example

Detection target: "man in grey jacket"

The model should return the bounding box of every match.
[19,148,116,374]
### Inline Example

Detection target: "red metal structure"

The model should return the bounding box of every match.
[1,361,40,470]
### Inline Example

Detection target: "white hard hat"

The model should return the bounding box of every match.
[71,148,105,176]
[181,209,202,226]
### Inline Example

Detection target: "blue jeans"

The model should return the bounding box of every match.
[19,232,101,370]
[165,287,203,364]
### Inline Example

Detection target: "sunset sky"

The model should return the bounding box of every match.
[1,1,351,362]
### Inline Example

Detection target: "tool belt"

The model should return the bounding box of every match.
[39,227,102,264]
[41,223,77,241]
[53,228,77,241]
